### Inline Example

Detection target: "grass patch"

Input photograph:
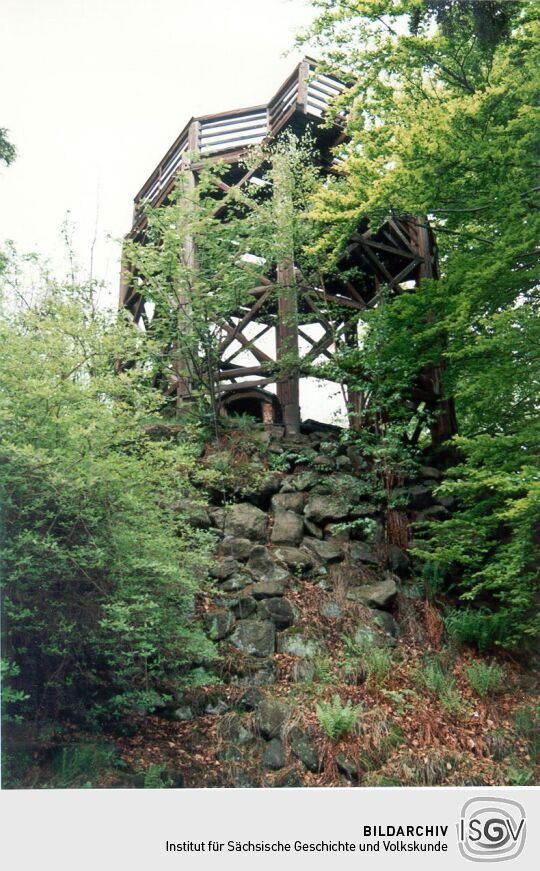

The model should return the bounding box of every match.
[464,660,505,697]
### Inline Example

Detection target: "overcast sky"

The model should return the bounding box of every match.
[0,0,315,297]
[0,0,346,422]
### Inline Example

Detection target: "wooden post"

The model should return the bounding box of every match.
[343,316,363,430]
[172,120,201,412]
[276,261,301,435]
[297,59,310,113]
[413,216,458,446]
[273,152,301,435]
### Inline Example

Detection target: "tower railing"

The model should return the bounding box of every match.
[131,58,346,228]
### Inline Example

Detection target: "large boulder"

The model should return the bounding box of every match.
[244,473,281,506]
[277,628,326,659]
[290,730,319,773]
[371,610,399,639]
[271,510,304,546]
[204,609,235,641]
[251,579,286,599]
[319,600,343,619]
[257,698,291,738]
[210,558,238,580]
[386,544,409,572]
[220,572,252,592]
[262,738,286,770]
[231,659,277,687]
[208,506,226,531]
[407,484,434,510]
[274,770,304,788]
[182,502,212,530]
[223,503,268,541]
[271,492,304,514]
[350,542,379,565]
[219,537,254,561]
[347,575,398,610]
[273,546,314,574]
[312,454,335,471]
[247,546,289,582]
[304,519,323,539]
[292,471,320,491]
[170,705,194,722]
[304,495,349,525]
[258,597,298,629]
[230,620,276,657]
[302,537,343,564]
[229,595,258,619]
[336,454,352,472]
[349,502,379,519]
[291,660,316,682]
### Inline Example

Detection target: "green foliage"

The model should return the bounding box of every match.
[49,742,119,789]
[464,660,505,698]
[299,0,539,650]
[504,764,534,786]
[0,127,16,166]
[439,685,464,719]
[311,655,335,685]
[315,694,362,740]
[444,607,513,653]
[341,635,392,688]
[420,657,450,696]
[124,133,322,429]
[514,704,539,761]
[0,253,216,729]
[1,660,30,722]
[143,764,173,789]
[418,653,464,717]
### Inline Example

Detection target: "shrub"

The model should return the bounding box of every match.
[49,742,119,788]
[418,654,464,717]
[312,656,335,685]
[341,636,392,688]
[316,695,362,740]
[420,657,447,696]
[364,646,393,688]
[505,764,533,786]
[143,764,173,789]
[0,275,216,731]
[464,661,505,697]
[444,608,513,653]
[514,704,539,759]
[440,686,464,718]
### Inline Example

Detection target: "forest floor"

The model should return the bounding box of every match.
[6,429,539,790]
[15,582,538,790]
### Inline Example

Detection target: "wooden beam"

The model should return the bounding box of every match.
[217,365,270,380]
[218,287,272,353]
[220,319,274,364]
[219,377,276,392]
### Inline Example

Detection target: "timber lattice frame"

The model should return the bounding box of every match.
[120,58,455,442]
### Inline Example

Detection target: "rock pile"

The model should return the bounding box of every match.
[164,426,452,785]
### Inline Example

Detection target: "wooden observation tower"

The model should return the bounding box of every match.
[120,59,455,442]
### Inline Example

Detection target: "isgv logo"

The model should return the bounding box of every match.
[458,797,526,862]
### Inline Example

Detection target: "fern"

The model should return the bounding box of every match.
[316,695,362,739]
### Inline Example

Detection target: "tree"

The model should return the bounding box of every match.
[0,253,216,734]
[299,0,540,648]
[0,128,16,166]
[123,134,323,434]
